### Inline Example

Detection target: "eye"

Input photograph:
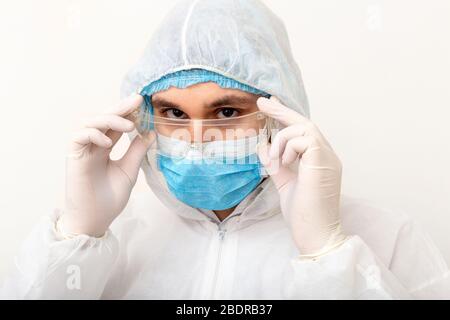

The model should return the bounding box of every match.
[163,108,187,119]
[217,107,239,119]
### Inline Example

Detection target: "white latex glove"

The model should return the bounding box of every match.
[257,96,347,257]
[59,94,155,237]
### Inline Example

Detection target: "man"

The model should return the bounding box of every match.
[2,0,449,299]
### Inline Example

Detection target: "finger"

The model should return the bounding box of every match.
[257,140,296,190]
[85,114,135,149]
[281,136,315,166]
[259,96,333,150]
[269,124,307,160]
[106,130,124,149]
[106,94,144,147]
[109,94,144,118]
[257,96,309,127]
[81,108,136,145]
[70,128,112,153]
[115,131,156,184]
[83,114,135,134]
[106,120,154,150]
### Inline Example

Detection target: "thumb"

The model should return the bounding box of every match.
[117,131,156,184]
[257,140,295,190]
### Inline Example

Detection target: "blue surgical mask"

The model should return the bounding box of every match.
[155,132,267,210]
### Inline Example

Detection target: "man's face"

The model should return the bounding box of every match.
[151,82,264,142]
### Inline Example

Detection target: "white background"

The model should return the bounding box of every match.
[0,0,449,282]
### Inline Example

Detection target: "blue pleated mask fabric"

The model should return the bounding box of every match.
[155,133,266,210]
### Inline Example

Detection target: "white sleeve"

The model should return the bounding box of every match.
[388,219,450,299]
[0,209,119,299]
[283,216,450,300]
[283,235,412,299]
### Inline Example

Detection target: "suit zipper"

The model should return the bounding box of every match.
[210,227,227,298]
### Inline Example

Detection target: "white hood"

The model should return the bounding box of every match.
[121,0,310,222]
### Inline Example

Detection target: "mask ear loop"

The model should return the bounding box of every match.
[130,97,160,177]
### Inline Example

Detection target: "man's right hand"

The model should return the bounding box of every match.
[60,94,155,237]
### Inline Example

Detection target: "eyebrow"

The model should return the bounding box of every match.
[151,94,255,109]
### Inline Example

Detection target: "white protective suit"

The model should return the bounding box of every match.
[2,0,449,299]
